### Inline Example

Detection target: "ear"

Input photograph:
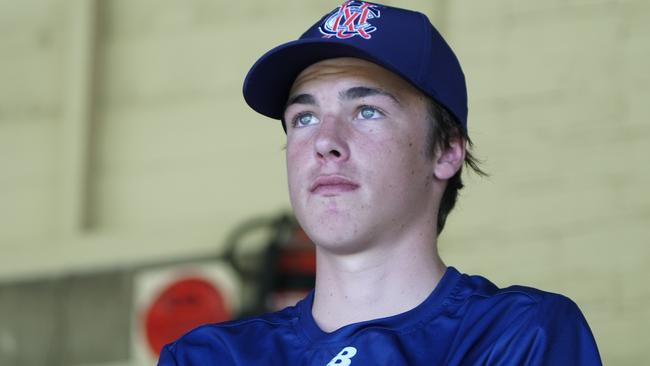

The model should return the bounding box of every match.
[433,139,466,180]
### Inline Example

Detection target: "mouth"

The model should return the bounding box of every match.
[309,175,360,196]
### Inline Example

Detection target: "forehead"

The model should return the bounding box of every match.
[289,58,423,100]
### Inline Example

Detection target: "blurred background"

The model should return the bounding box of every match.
[1,0,648,365]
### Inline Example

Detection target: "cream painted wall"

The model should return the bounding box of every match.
[0,0,648,364]
[439,1,650,363]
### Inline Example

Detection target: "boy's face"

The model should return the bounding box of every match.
[283,58,439,254]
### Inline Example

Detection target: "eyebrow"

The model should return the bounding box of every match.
[284,86,401,110]
[285,93,317,108]
[340,86,401,105]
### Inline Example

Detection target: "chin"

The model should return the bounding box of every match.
[297,213,370,255]
[291,193,373,251]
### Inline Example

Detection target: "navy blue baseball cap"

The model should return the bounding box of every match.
[243,1,468,132]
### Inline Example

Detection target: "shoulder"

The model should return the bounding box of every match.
[159,306,302,365]
[452,270,582,320]
[447,270,601,365]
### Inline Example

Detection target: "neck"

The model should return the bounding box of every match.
[311,233,446,333]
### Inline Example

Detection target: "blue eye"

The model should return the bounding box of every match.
[357,106,382,120]
[293,112,319,127]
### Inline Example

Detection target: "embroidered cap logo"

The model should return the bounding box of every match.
[319,1,381,40]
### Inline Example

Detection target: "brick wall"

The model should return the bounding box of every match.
[440,1,650,364]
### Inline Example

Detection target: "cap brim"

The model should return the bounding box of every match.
[243,38,398,121]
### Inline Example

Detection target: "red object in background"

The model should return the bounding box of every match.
[278,225,316,274]
[144,277,231,356]
[269,225,317,311]
[277,248,316,274]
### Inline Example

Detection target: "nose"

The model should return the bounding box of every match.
[314,116,350,163]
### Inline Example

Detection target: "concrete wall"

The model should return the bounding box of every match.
[0,0,648,365]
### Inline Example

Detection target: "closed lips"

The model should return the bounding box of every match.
[310,175,359,192]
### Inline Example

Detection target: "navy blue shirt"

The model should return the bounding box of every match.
[159,267,601,365]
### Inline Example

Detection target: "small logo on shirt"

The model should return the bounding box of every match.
[319,1,381,39]
[326,346,357,365]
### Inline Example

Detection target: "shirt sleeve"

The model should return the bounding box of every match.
[155,325,239,366]
[157,344,179,366]
[490,294,602,366]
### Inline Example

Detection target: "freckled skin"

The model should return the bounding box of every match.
[284,58,439,256]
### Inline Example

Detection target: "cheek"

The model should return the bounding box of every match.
[286,139,304,167]
[286,139,309,192]
[368,136,430,190]
[368,132,423,164]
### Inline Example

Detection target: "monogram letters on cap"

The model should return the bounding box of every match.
[319,1,381,40]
